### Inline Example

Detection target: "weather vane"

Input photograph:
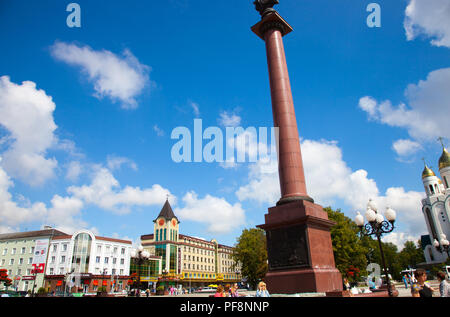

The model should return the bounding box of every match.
[253,0,280,18]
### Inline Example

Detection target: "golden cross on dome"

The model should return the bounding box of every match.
[438,137,445,149]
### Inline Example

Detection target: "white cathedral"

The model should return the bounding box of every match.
[420,143,450,264]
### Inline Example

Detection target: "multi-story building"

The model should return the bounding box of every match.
[44,229,133,294]
[0,228,67,292]
[139,199,241,289]
[420,143,450,264]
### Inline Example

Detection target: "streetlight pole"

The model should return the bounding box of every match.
[355,199,397,297]
[130,245,150,297]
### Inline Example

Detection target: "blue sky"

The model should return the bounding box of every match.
[0,0,449,249]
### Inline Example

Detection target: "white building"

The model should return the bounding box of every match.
[44,230,133,294]
[420,144,450,263]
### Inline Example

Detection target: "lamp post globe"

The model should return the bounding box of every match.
[434,239,440,248]
[365,208,377,223]
[367,198,378,212]
[375,213,384,224]
[355,212,364,227]
[385,207,396,223]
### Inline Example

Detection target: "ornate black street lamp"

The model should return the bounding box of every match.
[130,245,150,297]
[355,199,397,297]
[433,234,450,257]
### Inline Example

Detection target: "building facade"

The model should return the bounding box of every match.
[139,199,241,288]
[44,229,133,294]
[0,228,67,292]
[420,145,450,264]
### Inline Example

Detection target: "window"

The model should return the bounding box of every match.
[19,258,23,265]
[120,258,125,265]
[63,244,68,252]
[30,247,34,254]
[51,256,56,264]
[2,249,7,256]
[1,259,5,266]
[10,259,14,265]
[60,256,66,263]
[113,258,117,265]
[21,247,26,254]
[49,268,54,275]
[121,248,125,255]
[71,233,92,274]
[104,257,109,264]
[96,256,101,263]
[120,269,124,275]
[11,248,16,255]
[112,269,116,275]
[97,245,102,253]
[53,245,57,252]
[27,269,31,275]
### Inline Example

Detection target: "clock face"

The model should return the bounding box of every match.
[172,219,177,227]
[158,219,164,226]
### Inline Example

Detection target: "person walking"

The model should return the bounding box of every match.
[255,281,270,297]
[214,285,225,297]
[230,283,240,297]
[145,289,150,298]
[411,269,435,297]
[224,284,231,297]
[402,274,409,289]
[437,272,449,297]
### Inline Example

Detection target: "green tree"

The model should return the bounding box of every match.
[233,228,268,289]
[399,240,425,269]
[325,207,368,281]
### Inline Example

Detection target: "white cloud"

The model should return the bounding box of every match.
[404,0,450,48]
[153,125,165,137]
[44,195,87,234]
[0,76,58,186]
[68,167,172,214]
[106,155,138,171]
[359,68,450,143]
[382,232,421,251]
[66,161,82,182]
[392,139,422,159]
[174,191,245,234]
[218,111,242,127]
[51,42,150,109]
[236,139,426,238]
[0,159,85,234]
[190,101,200,117]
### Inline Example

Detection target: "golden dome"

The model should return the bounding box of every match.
[422,165,436,179]
[439,148,450,170]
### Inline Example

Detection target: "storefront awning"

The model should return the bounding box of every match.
[56,280,63,286]
[93,280,98,286]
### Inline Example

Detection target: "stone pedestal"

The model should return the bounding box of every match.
[257,200,343,294]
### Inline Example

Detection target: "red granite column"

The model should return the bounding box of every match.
[252,9,343,295]
[264,27,311,204]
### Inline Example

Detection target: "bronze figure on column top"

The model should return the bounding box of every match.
[254,0,280,18]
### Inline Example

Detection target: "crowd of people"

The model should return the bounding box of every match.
[135,270,450,298]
